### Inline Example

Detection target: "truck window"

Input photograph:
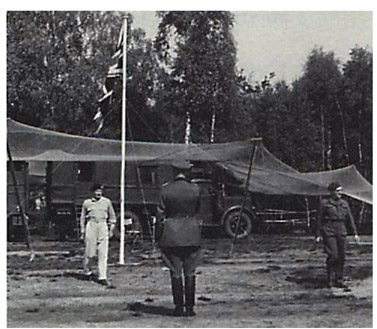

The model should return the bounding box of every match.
[139,166,158,185]
[77,162,94,182]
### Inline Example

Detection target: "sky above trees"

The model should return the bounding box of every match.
[131,11,372,82]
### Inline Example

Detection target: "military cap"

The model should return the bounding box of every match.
[91,183,104,192]
[327,181,342,191]
[171,160,193,170]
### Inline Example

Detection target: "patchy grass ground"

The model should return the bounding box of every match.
[7,234,372,327]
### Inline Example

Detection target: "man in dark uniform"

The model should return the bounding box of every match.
[315,182,360,288]
[155,160,201,317]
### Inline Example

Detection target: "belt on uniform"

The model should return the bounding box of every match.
[88,219,107,223]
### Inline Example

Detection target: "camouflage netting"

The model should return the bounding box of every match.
[7,118,372,204]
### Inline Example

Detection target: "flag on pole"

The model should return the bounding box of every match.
[93,108,104,134]
[94,23,124,134]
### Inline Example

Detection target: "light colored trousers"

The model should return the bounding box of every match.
[84,221,109,280]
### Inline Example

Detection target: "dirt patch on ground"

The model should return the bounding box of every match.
[7,234,372,327]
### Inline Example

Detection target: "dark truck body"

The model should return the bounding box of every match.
[45,161,255,238]
[7,160,317,240]
[46,160,315,239]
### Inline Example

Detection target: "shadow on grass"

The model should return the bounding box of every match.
[63,271,97,282]
[126,302,174,316]
[286,274,327,289]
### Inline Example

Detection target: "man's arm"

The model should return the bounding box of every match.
[194,183,201,214]
[315,199,324,242]
[108,200,117,238]
[80,201,87,240]
[156,193,167,221]
[346,202,360,243]
[155,193,167,242]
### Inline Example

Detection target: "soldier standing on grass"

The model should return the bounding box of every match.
[155,160,202,317]
[80,183,116,286]
[315,182,360,288]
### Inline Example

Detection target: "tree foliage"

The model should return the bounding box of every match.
[245,46,372,176]
[154,11,245,143]
[7,11,163,141]
[341,47,373,180]
[7,11,124,135]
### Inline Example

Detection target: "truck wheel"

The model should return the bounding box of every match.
[223,210,252,239]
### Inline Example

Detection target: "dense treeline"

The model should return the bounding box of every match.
[7,11,372,181]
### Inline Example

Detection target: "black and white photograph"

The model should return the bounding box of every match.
[5,8,372,327]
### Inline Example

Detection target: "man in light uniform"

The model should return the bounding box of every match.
[80,183,116,286]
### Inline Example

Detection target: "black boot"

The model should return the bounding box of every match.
[171,276,184,316]
[334,262,347,288]
[185,276,196,316]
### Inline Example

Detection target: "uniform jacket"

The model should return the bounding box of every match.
[316,197,357,237]
[156,175,201,248]
[80,196,116,234]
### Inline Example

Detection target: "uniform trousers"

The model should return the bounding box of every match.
[323,234,346,279]
[84,220,109,280]
[161,246,202,278]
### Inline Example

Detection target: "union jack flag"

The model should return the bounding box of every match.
[94,23,124,135]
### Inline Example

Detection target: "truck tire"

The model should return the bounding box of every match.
[223,209,252,239]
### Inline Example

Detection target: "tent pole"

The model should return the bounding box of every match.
[119,18,127,265]
[229,140,258,255]
[7,143,35,261]
[304,197,311,230]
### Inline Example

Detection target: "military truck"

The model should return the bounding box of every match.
[46,159,319,240]
[7,158,317,240]
[44,160,260,239]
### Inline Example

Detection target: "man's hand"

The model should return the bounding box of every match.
[354,234,360,244]
[315,236,322,243]
[109,224,116,239]
[80,232,85,242]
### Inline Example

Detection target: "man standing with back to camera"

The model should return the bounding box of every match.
[155,160,201,317]
[80,183,116,286]
[315,182,360,288]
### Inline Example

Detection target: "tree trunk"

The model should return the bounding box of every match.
[327,128,332,170]
[185,111,191,144]
[335,97,350,164]
[358,93,364,172]
[320,105,326,171]
[210,110,216,143]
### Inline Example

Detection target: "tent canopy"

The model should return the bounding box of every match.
[7,118,372,204]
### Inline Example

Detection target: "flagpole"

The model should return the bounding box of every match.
[119,18,127,265]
